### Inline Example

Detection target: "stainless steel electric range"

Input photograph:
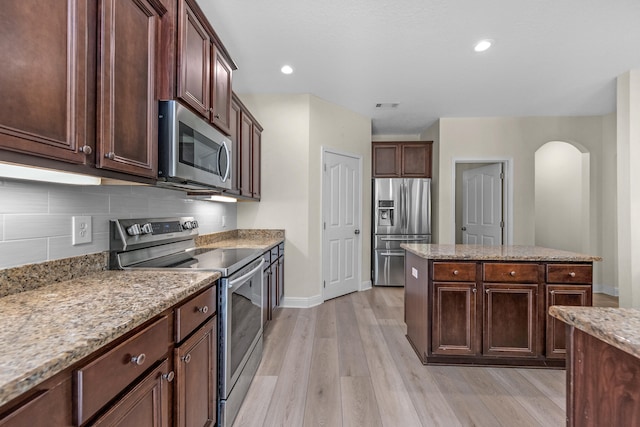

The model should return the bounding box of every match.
[109,217,264,427]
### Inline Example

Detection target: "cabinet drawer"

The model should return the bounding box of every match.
[483,263,539,283]
[278,242,284,256]
[270,246,279,262]
[175,285,216,343]
[75,316,169,425]
[263,250,271,265]
[546,264,592,284]
[433,262,476,282]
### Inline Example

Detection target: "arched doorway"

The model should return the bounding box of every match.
[534,141,590,253]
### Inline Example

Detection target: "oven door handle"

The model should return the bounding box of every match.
[228,258,266,289]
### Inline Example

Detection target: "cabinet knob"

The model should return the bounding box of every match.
[105,152,115,160]
[569,272,576,278]
[509,271,516,276]
[472,288,477,293]
[130,353,146,366]
[214,114,221,119]
[209,108,214,113]
[486,289,490,294]
[550,290,555,295]
[197,305,209,314]
[162,371,175,382]
[182,354,192,364]
[81,145,92,155]
[453,270,459,276]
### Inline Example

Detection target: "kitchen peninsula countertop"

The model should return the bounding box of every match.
[549,306,640,359]
[0,269,219,408]
[402,243,602,262]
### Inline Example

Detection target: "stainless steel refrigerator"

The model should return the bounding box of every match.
[372,178,431,286]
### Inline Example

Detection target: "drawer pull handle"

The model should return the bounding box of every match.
[569,272,576,278]
[486,289,490,294]
[105,152,116,160]
[197,305,209,314]
[453,270,459,275]
[162,371,175,382]
[130,353,146,366]
[509,271,516,276]
[550,290,555,295]
[182,354,192,364]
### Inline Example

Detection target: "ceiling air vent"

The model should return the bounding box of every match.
[375,103,400,109]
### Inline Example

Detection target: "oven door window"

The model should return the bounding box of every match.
[230,276,261,376]
[178,122,229,177]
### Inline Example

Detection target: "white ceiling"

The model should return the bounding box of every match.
[201,0,640,136]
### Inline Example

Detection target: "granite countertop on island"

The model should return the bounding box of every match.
[549,306,640,359]
[402,243,602,262]
[0,269,219,408]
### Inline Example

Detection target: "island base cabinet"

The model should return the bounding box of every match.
[483,284,538,357]
[92,359,171,427]
[404,252,430,362]
[567,328,640,427]
[0,376,72,427]
[546,285,592,358]
[431,282,479,356]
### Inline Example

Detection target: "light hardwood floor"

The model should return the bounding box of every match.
[234,288,617,427]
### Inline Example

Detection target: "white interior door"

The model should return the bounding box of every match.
[462,163,504,245]
[322,149,361,301]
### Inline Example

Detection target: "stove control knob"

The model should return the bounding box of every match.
[140,223,153,234]
[126,224,142,236]
[192,220,199,229]
[182,221,192,230]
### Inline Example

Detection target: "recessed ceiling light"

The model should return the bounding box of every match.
[281,65,293,74]
[474,39,493,52]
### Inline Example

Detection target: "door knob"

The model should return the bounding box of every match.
[354,229,360,235]
[461,226,467,231]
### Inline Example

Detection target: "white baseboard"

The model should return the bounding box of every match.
[593,283,619,296]
[280,294,323,308]
[360,280,372,291]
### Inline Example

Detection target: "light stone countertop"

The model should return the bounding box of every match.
[0,270,219,408]
[549,306,640,360]
[402,244,602,262]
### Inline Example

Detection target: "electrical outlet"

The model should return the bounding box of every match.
[72,216,92,245]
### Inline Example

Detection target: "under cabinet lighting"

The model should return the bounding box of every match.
[209,195,237,203]
[0,163,101,185]
[280,65,293,74]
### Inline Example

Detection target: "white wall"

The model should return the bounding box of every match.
[236,94,371,303]
[616,70,640,307]
[535,141,588,254]
[421,121,440,242]
[0,179,236,269]
[431,116,609,289]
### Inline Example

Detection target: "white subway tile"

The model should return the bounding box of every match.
[109,194,149,216]
[48,232,109,260]
[0,182,49,214]
[5,214,71,240]
[0,239,48,268]
[49,190,110,214]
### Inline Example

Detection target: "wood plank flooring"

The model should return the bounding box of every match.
[234,288,618,426]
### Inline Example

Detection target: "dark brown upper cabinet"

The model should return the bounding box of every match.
[0,0,166,182]
[372,141,433,178]
[96,0,163,179]
[0,0,92,165]
[232,93,262,200]
[176,0,234,135]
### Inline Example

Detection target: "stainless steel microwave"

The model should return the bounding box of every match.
[158,100,232,191]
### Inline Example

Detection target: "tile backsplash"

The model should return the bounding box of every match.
[0,179,237,269]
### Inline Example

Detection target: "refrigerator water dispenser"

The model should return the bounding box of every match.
[377,200,395,226]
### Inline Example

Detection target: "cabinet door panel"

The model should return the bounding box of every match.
[0,0,89,163]
[251,126,261,199]
[228,98,241,194]
[177,0,210,117]
[483,284,538,357]
[401,143,431,177]
[211,47,232,135]
[372,144,400,177]
[432,283,479,355]
[97,0,159,178]
[92,359,170,427]
[0,377,72,427]
[546,285,591,358]
[174,316,216,427]
[239,112,253,197]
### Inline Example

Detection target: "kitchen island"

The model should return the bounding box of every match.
[402,244,601,367]
[550,306,640,426]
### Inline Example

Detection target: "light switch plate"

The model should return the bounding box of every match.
[412,267,418,278]
[72,216,92,245]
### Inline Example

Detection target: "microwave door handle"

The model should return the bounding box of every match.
[219,141,231,183]
[228,258,266,288]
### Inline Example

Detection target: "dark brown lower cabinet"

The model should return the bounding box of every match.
[546,285,592,358]
[263,261,271,326]
[277,249,285,305]
[431,282,479,356]
[0,376,73,427]
[567,328,640,426]
[483,283,538,357]
[174,316,216,427]
[92,359,171,427]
